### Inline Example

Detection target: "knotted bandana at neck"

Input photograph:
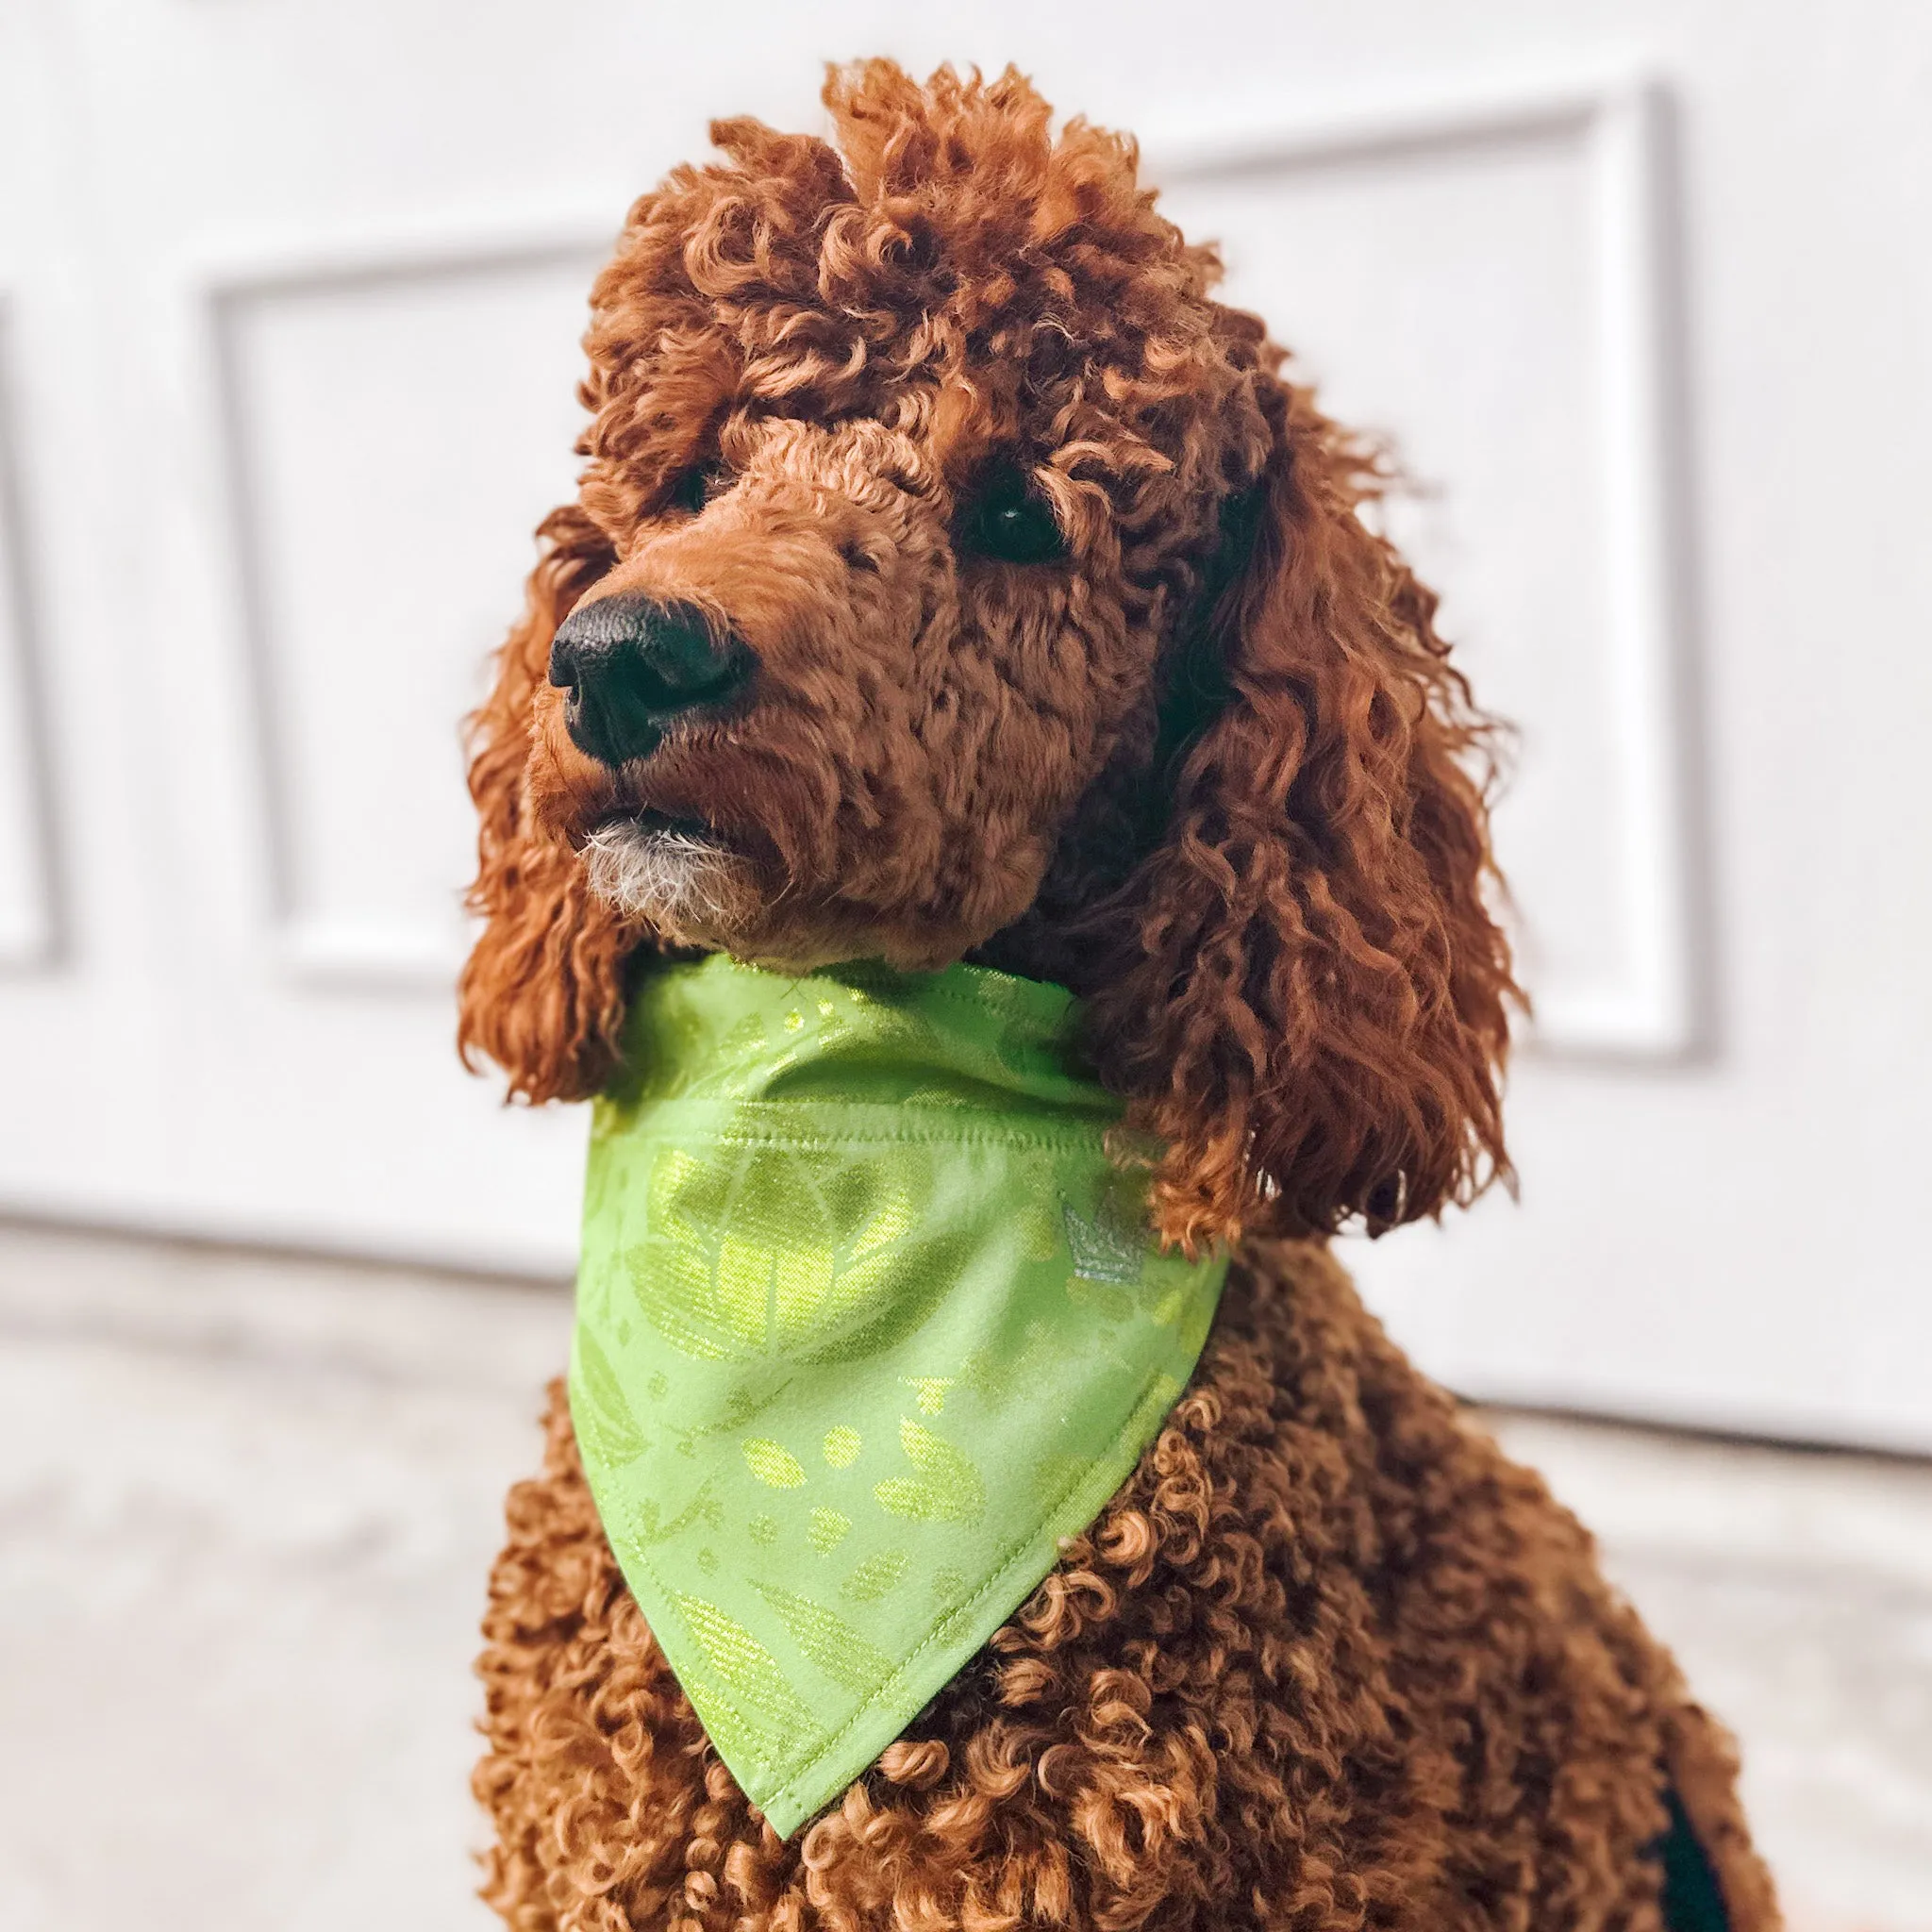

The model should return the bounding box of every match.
[570,954,1229,1839]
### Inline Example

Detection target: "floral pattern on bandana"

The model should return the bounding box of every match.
[571,956,1227,1839]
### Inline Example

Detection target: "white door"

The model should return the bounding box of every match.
[3,0,1926,1447]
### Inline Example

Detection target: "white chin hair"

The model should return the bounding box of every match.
[579,819,741,928]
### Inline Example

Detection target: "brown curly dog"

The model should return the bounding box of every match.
[458,58,1778,1932]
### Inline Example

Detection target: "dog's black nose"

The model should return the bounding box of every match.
[548,594,752,767]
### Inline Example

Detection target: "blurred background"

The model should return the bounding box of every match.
[0,1,1927,1926]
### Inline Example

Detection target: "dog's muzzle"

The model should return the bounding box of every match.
[548,593,755,767]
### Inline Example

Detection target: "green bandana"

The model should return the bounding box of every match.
[569,955,1227,1839]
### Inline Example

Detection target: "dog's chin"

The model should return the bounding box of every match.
[578,813,757,945]
[576,808,1032,975]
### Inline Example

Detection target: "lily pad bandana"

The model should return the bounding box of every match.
[570,954,1228,1839]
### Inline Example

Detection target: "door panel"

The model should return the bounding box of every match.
[1158,76,1692,1058]
[0,308,55,969]
[209,241,603,986]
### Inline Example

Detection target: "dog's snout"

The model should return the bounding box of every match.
[548,594,753,767]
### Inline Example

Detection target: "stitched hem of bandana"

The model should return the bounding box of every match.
[823,959,1074,1015]
[616,1124,1121,1156]
[589,1287,1224,1841]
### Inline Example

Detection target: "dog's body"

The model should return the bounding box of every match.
[459,63,1778,1929]
[476,1251,1774,1930]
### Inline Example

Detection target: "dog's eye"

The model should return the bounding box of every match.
[958,461,1066,565]
[664,462,725,517]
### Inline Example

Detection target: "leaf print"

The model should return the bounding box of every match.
[611,1480,713,1551]
[741,1439,807,1489]
[647,1140,735,1233]
[631,1145,768,1360]
[724,1224,826,1347]
[1016,1203,1062,1262]
[706,1010,773,1094]
[874,1419,987,1525]
[813,1158,913,1263]
[627,1140,943,1365]
[627,1242,739,1363]
[1147,1284,1186,1327]
[959,1314,1057,1407]
[808,1507,850,1553]
[672,1594,823,1774]
[656,1384,788,1463]
[1176,1290,1218,1357]
[581,1149,619,1227]
[905,1377,952,1417]
[841,1550,909,1605]
[795,1229,974,1367]
[822,1426,861,1469]
[1066,1275,1134,1324]
[571,1330,648,1465]
[754,1582,895,1694]
[773,1153,933,1349]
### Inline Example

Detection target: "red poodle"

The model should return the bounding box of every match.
[458,60,1778,1932]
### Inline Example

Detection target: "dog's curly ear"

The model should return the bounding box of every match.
[1088,375,1520,1252]
[457,504,637,1104]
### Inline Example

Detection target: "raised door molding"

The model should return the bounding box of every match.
[1148,72,1701,1059]
[196,218,614,989]
[0,298,58,969]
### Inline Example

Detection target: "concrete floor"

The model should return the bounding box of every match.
[1,1218,1926,1932]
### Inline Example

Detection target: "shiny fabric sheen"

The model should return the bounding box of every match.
[571,954,1228,1839]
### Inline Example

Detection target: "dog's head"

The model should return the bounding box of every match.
[459,61,1518,1249]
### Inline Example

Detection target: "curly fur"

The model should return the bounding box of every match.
[459,59,1778,1928]
[476,1254,1774,1932]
